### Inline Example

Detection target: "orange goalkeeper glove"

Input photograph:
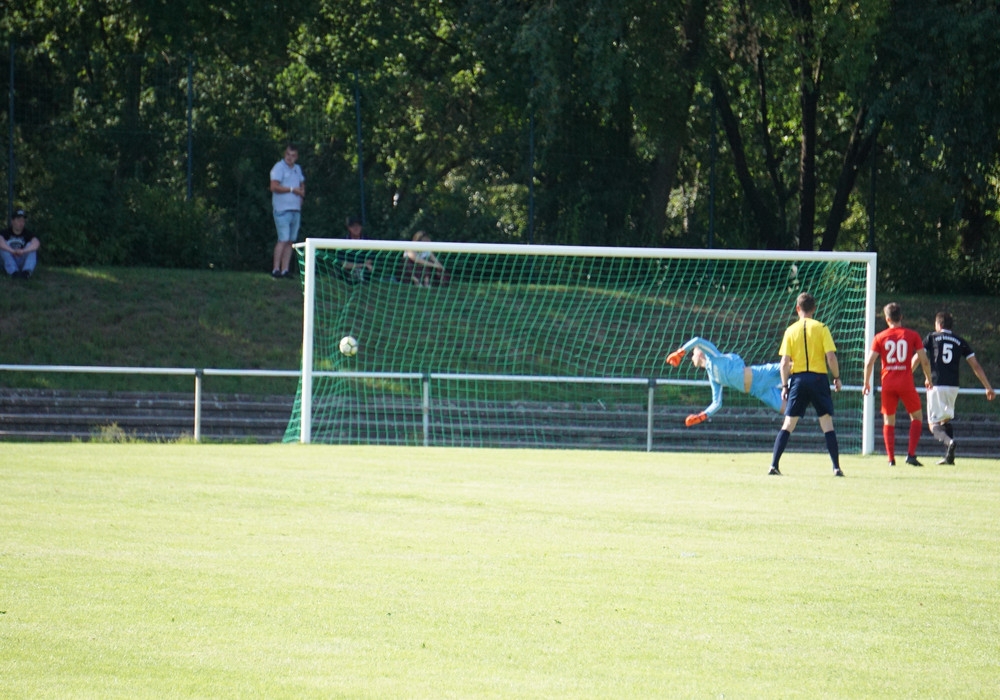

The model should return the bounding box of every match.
[685,412,708,427]
[666,349,686,367]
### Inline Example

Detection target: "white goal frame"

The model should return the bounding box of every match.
[295,239,878,453]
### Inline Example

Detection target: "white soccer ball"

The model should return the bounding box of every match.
[339,335,358,356]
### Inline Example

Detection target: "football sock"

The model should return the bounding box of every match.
[944,422,954,440]
[771,429,791,468]
[883,424,896,462]
[824,430,840,469]
[908,418,922,457]
[931,424,950,445]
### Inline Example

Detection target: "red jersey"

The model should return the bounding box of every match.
[871,326,924,386]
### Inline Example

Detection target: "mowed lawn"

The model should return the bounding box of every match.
[2,444,998,698]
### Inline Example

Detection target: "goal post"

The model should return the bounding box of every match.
[290,239,877,454]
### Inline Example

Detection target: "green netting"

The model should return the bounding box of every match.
[285,243,873,452]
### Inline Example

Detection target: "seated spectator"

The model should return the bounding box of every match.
[338,216,375,283]
[402,230,449,287]
[1,209,40,279]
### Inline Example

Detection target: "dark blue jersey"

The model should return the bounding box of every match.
[923,330,974,387]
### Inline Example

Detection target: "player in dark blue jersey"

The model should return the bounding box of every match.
[666,337,785,427]
[919,312,995,464]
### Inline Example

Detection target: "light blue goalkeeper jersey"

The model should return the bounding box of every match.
[680,337,783,416]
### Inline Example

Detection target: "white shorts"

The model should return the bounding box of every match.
[926,386,960,425]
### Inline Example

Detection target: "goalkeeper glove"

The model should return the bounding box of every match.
[665,349,686,367]
[685,412,708,427]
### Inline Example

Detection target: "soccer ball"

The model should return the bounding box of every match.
[339,335,358,356]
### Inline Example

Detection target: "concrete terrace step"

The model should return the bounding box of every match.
[0,389,294,443]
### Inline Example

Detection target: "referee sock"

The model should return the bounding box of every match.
[771,429,791,468]
[908,418,923,457]
[824,430,840,470]
[883,424,896,463]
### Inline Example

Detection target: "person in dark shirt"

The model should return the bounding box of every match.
[1,208,40,279]
[919,312,995,464]
[337,216,375,284]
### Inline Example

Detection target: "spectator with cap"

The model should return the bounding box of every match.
[1,208,40,279]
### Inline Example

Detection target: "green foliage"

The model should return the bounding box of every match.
[2,0,1000,294]
[119,183,223,268]
[878,227,1000,295]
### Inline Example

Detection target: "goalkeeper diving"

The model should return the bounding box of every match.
[666,337,785,426]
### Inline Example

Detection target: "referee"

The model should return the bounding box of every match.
[769,292,844,477]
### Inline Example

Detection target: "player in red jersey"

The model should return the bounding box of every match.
[863,303,934,466]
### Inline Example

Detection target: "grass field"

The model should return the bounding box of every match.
[3,445,999,698]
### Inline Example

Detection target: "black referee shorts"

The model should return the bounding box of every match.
[786,372,835,418]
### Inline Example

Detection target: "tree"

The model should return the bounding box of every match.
[705,0,891,250]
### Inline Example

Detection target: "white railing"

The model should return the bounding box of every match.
[0,365,299,441]
[1,364,704,448]
[3,364,991,451]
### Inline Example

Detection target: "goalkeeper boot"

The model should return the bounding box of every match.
[665,349,686,367]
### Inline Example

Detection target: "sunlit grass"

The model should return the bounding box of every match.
[3,444,999,698]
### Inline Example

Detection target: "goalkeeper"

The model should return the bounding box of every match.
[666,337,785,426]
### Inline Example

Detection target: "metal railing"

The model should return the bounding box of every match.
[2,364,994,452]
[0,365,299,441]
[1,364,707,448]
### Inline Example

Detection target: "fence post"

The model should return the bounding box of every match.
[7,42,15,220]
[186,54,194,202]
[422,373,431,447]
[353,72,366,225]
[194,369,203,442]
[647,378,657,452]
[528,111,535,245]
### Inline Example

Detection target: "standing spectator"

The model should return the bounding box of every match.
[863,302,934,466]
[769,292,844,477]
[269,143,305,278]
[1,208,40,279]
[402,230,449,287]
[920,312,995,464]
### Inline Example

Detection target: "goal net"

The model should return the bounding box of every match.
[285,241,877,453]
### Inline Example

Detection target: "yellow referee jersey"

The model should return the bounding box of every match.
[778,318,837,375]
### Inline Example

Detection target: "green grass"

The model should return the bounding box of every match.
[1,267,998,410]
[0,267,303,394]
[3,445,999,698]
